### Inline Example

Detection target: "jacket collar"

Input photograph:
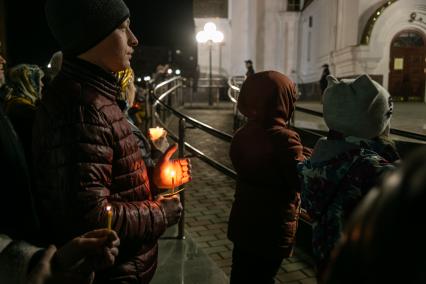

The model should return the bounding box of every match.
[61,56,121,100]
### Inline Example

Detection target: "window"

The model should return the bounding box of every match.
[392,31,425,48]
[287,0,301,11]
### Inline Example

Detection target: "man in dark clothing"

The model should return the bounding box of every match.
[245,60,255,77]
[33,0,191,283]
[319,64,331,96]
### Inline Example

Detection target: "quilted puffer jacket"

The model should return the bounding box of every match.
[32,57,167,283]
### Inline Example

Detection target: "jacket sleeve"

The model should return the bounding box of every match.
[0,234,43,284]
[71,105,167,245]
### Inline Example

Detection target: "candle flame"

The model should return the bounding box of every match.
[106,205,111,211]
[149,127,165,141]
[171,170,176,177]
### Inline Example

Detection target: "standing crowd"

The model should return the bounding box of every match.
[0,0,424,284]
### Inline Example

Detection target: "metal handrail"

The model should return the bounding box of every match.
[227,77,240,104]
[151,77,237,179]
[295,106,426,142]
[226,79,426,142]
[153,77,233,143]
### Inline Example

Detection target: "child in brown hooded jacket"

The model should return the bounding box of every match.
[228,71,311,283]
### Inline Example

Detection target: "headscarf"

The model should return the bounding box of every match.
[8,64,44,104]
[237,71,297,128]
[116,67,136,113]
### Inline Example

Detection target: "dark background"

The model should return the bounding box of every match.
[4,0,197,77]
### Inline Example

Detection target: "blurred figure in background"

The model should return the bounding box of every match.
[192,64,200,96]
[3,64,44,163]
[319,64,330,103]
[324,146,426,284]
[116,67,169,169]
[244,60,255,77]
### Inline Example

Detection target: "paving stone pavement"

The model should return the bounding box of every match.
[166,102,317,283]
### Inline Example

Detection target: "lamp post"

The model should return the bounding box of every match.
[196,22,224,106]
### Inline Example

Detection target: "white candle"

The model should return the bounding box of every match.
[106,205,113,230]
[149,127,165,141]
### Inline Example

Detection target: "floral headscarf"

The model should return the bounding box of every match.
[8,64,44,104]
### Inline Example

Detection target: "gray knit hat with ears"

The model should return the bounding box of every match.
[323,74,393,139]
[45,0,130,56]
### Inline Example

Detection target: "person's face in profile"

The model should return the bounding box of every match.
[87,18,139,72]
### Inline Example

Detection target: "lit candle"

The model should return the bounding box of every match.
[148,126,165,141]
[170,169,176,194]
[106,205,113,230]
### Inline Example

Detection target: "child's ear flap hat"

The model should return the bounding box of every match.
[323,74,392,139]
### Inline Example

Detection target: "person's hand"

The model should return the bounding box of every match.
[27,229,120,284]
[153,144,191,189]
[54,229,120,272]
[155,195,183,226]
[27,245,61,284]
[150,129,169,153]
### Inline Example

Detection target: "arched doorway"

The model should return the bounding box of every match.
[388,30,426,102]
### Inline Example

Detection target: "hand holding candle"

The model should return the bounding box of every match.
[148,126,165,141]
[106,205,113,230]
[153,144,192,189]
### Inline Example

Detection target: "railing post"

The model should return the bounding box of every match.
[150,86,156,128]
[179,78,183,106]
[177,118,186,239]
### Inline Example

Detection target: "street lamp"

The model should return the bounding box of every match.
[196,22,224,105]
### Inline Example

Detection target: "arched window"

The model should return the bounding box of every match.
[392,31,425,48]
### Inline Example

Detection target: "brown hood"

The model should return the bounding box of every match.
[237,71,297,127]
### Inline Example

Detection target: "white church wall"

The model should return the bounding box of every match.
[229,0,252,76]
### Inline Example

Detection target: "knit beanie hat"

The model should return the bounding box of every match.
[323,74,393,139]
[45,0,130,56]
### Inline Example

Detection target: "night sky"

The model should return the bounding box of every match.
[4,0,195,74]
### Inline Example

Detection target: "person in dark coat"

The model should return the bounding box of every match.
[244,60,255,77]
[324,146,426,284]
[228,71,312,284]
[319,64,330,97]
[33,0,191,283]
